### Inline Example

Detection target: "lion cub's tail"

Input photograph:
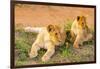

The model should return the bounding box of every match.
[24,27,42,33]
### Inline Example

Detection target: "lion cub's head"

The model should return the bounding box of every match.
[47,24,65,46]
[77,16,87,29]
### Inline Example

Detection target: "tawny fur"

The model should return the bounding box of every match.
[71,16,93,48]
[24,25,66,62]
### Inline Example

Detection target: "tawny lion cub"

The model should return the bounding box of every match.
[71,16,93,48]
[24,25,66,62]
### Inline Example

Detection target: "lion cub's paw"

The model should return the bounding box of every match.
[29,52,38,58]
[73,43,79,49]
[42,56,50,62]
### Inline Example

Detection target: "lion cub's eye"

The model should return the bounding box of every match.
[55,33,58,35]
[82,22,84,25]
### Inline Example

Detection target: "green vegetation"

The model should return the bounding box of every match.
[15,21,94,66]
[64,20,73,30]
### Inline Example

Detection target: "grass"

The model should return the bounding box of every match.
[15,28,38,66]
[64,20,73,31]
[15,21,94,66]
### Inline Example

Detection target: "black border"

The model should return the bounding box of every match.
[10,1,96,69]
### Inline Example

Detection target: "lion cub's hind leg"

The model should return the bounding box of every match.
[85,33,93,41]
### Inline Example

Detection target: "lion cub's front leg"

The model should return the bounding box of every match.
[42,45,55,62]
[29,42,40,58]
[73,35,81,48]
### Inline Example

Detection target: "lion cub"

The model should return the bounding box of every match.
[71,16,93,48]
[24,24,66,62]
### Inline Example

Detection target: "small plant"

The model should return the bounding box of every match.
[64,20,73,30]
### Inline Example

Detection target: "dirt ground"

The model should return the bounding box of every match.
[15,4,94,28]
[15,30,94,66]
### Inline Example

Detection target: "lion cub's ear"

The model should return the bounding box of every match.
[47,24,55,32]
[77,16,80,21]
[82,16,86,22]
